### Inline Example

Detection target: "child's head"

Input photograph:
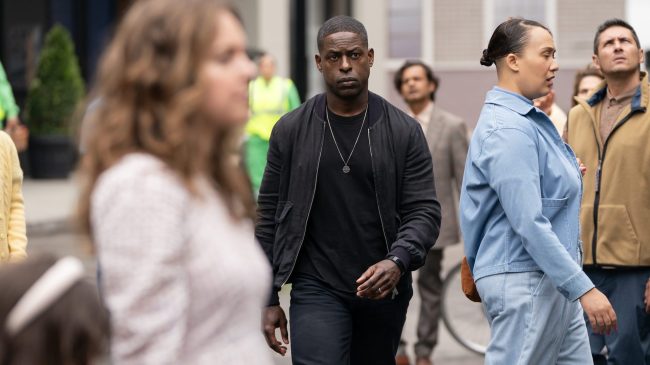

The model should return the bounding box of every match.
[0,254,109,365]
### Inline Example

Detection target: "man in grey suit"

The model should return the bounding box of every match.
[394,61,469,365]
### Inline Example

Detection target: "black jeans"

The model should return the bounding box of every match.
[290,274,412,365]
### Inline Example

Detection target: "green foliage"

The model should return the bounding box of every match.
[24,24,85,135]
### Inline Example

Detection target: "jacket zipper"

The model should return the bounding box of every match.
[590,110,638,265]
[367,128,391,252]
[577,155,584,263]
[368,128,399,298]
[563,141,584,262]
[281,121,326,286]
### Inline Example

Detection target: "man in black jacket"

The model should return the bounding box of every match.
[258,15,441,365]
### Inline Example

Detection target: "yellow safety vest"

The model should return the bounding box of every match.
[246,76,294,140]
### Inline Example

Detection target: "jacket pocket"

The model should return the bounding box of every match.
[541,197,570,246]
[541,197,568,216]
[596,205,640,265]
[275,201,293,224]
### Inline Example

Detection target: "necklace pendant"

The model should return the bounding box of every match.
[342,165,351,174]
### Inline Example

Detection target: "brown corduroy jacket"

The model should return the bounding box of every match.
[566,72,650,267]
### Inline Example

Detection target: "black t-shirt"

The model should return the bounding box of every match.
[292,107,386,293]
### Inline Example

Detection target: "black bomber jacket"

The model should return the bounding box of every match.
[255,92,441,306]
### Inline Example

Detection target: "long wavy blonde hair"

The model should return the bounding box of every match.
[78,0,255,236]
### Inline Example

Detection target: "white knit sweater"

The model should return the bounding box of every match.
[91,153,272,365]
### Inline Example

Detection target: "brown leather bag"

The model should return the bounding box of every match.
[461,256,481,302]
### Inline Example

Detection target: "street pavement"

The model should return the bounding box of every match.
[24,177,484,365]
[23,176,79,235]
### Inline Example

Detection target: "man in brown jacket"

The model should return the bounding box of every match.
[394,61,468,365]
[566,19,650,365]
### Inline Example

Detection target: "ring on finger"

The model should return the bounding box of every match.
[378,287,382,293]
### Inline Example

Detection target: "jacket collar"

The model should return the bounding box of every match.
[485,87,535,116]
[314,91,384,127]
[586,72,648,114]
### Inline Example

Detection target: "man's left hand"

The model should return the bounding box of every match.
[356,259,401,299]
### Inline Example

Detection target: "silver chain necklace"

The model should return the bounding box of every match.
[325,105,368,174]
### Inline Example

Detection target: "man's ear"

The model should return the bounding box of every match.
[639,48,645,67]
[592,53,601,72]
[505,53,519,72]
[368,48,374,67]
[315,54,322,72]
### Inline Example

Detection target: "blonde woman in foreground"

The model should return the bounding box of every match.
[78,0,272,364]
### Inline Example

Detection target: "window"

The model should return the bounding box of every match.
[491,0,546,29]
[388,0,421,58]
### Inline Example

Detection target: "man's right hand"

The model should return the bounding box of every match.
[263,305,289,355]
[579,288,617,335]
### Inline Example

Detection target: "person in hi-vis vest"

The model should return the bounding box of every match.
[246,53,300,195]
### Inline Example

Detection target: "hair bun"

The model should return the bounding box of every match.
[480,49,493,67]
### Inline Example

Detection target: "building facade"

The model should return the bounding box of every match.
[246,0,636,127]
[3,0,648,127]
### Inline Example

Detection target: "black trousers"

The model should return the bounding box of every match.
[290,274,412,365]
